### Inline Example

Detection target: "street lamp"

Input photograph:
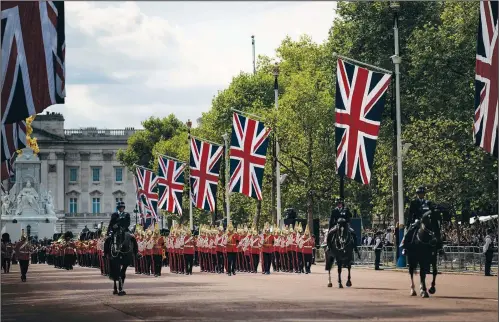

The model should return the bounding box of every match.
[222,132,230,224]
[273,62,282,228]
[186,119,193,230]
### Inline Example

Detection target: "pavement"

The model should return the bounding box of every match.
[1,264,497,322]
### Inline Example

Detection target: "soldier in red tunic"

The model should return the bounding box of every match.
[300,224,315,274]
[296,223,305,273]
[272,227,281,272]
[225,222,238,276]
[183,229,195,275]
[250,228,261,273]
[153,223,165,277]
[261,223,274,275]
[14,231,32,282]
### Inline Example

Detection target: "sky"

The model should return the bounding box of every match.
[47,2,337,129]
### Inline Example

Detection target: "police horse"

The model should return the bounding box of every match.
[406,208,442,298]
[325,217,355,288]
[104,226,137,296]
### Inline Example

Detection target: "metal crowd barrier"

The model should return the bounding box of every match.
[315,245,498,273]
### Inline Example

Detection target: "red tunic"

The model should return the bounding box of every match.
[302,236,315,255]
[183,235,195,255]
[153,236,165,256]
[226,233,237,253]
[262,234,274,254]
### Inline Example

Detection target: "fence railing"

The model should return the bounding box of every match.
[315,245,498,273]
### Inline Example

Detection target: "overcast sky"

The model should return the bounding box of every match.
[47,2,337,129]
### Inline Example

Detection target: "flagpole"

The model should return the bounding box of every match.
[187,120,194,231]
[273,63,282,228]
[332,53,393,75]
[252,35,256,74]
[155,152,186,164]
[190,135,223,147]
[391,1,406,268]
[223,132,231,223]
[231,108,264,121]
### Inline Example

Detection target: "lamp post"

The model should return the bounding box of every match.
[273,62,282,228]
[390,1,406,268]
[222,132,230,224]
[186,119,193,230]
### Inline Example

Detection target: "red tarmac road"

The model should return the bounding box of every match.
[1,264,497,322]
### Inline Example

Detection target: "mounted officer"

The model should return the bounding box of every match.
[107,201,132,245]
[328,198,360,257]
[401,186,443,256]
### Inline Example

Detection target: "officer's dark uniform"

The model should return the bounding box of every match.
[401,186,431,253]
[107,202,131,237]
[483,229,495,276]
[328,199,360,255]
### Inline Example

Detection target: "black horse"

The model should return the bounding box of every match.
[406,209,441,298]
[325,218,355,288]
[104,227,137,296]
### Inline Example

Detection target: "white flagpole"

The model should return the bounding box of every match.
[273,63,282,228]
[187,121,194,231]
[223,133,231,223]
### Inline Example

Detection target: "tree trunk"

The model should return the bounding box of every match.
[253,200,262,229]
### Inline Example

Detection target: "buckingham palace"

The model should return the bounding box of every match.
[7,112,140,235]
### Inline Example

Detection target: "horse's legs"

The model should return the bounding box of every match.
[118,264,127,296]
[419,260,429,298]
[327,254,333,287]
[337,261,343,288]
[408,257,416,296]
[113,279,118,295]
[346,264,352,287]
[429,254,437,294]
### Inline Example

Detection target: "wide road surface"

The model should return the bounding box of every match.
[1,264,497,322]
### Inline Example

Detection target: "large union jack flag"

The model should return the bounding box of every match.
[133,174,145,223]
[474,0,498,157]
[335,59,391,185]
[157,155,185,216]
[1,156,16,182]
[189,137,223,212]
[136,167,158,220]
[229,112,271,200]
[1,1,65,125]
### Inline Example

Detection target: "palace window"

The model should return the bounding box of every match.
[69,168,78,182]
[115,167,123,182]
[69,198,78,214]
[92,197,101,214]
[92,167,100,182]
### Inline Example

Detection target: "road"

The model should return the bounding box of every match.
[1,264,497,322]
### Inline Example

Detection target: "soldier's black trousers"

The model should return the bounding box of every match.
[244,255,251,271]
[227,252,236,274]
[64,254,74,270]
[217,252,224,273]
[272,252,280,271]
[297,252,304,273]
[185,254,194,274]
[19,259,29,278]
[153,255,162,276]
[304,253,312,273]
[251,254,260,272]
[145,255,152,274]
[262,252,271,273]
[2,258,11,273]
[485,251,493,276]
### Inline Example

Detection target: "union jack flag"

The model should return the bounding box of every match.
[335,59,391,185]
[133,173,145,223]
[1,121,26,162]
[229,112,271,200]
[136,167,158,220]
[1,157,16,182]
[157,156,185,216]
[474,0,498,157]
[1,1,65,124]
[189,137,223,212]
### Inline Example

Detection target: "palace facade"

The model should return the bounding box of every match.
[11,112,140,235]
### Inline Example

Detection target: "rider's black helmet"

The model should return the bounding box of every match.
[117,201,125,209]
[416,186,426,194]
[335,198,344,205]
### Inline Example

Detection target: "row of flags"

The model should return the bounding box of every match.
[1,2,66,181]
[133,112,271,221]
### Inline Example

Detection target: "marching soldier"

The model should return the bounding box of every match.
[225,222,238,276]
[280,227,288,272]
[296,223,305,273]
[183,228,195,275]
[286,225,296,273]
[215,224,224,274]
[272,227,281,272]
[250,228,261,273]
[14,231,32,282]
[261,223,274,275]
[300,225,315,274]
[241,226,251,272]
[1,233,13,273]
[153,223,165,277]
